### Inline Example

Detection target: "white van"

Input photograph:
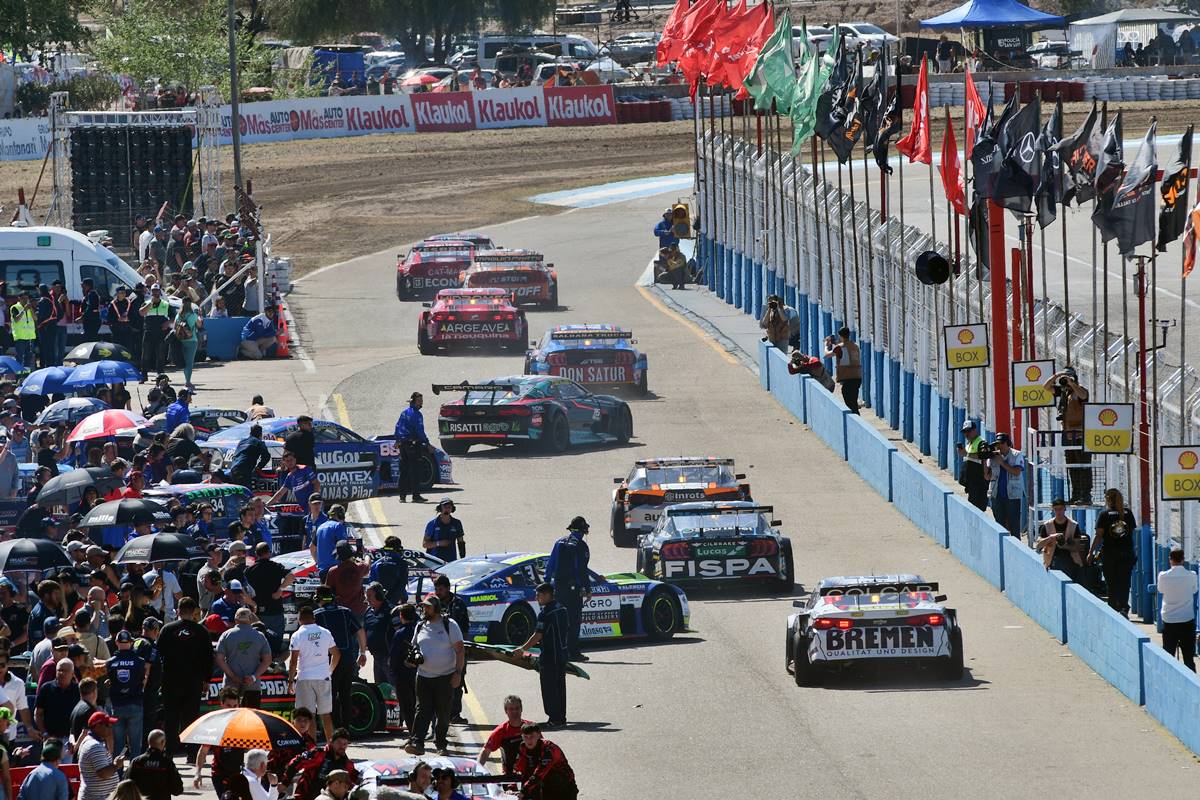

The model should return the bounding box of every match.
[475,33,598,69]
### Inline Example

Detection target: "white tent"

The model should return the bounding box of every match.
[1069,8,1200,67]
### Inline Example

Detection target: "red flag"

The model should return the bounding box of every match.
[676,0,724,83]
[940,117,966,215]
[896,55,931,165]
[656,0,691,67]
[704,0,752,86]
[964,64,985,158]
[727,4,774,97]
[1183,196,1200,277]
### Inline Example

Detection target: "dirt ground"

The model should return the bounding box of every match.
[1,99,1195,274]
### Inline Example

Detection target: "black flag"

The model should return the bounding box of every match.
[814,38,851,142]
[1110,121,1157,256]
[827,47,865,164]
[860,47,885,148]
[972,90,1017,201]
[967,194,991,277]
[1035,97,1063,229]
[1157,124,1193,251]
[1054,100,1099,206]
[994,96,1041,215]
[1091,112,1124,242]
[872,59,901,174]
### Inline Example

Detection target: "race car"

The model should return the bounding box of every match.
[417,288,528,354]
[610,457,752,547]
[433,376,633,455]
[146,407,248,441]
[460,249,557,309]
[785,575,964,685]
[434,552,689,646]
[426,231,496,250]
[397,239,474,300]
[358,756,515,799]
[636,501,793,591]
[201,417,454,503]
[524,324,648,395]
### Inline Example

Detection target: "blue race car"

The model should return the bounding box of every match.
[524,324,648,396]
[202,417,454,503]
[430,552,690,646]
[146,407,248,441]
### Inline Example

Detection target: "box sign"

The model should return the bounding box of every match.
[1011,359,1055,409]
[1083,403,1134,454]
[1160,446,1200,500]
[943,324,990,370]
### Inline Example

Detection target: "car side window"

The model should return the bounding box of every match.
[556,382,585,400]
[521,564,538,585]
[79,264,120,303]
[313,424,346,443]
[531,557,548,582]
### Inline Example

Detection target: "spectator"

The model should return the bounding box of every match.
[77,711,122,800]
[362,584,391,685]
[387,604,419,734]
[430,767,468,800]
[368,536,408,605]
[0,651,39,748]
[1043,368,1091,505]
[239,306,279,360]
[71,608,109,669]
[514,583,569,729]
[215,609,272,708]
[758,295,790,351]
[227,749,277,800]
[313,588,366,732]
[823,327,863,414]
[173,298,201,390]
[513,724,577,800]
[68,678,98,757]
[133,618,164,735]
[985,433,1026,538]
[108,630,148,758]
[245,543,292,654]
[936,34,952,73]
[34,660,79,752]
[1157,548,1197,671]
[955,420,989,511]
[217,260,246,316]
[282,730,357,800]
[317,770,354,800]
[787,350,835,392]
[478,695,531,774]
[1034,499,1087,581]
[1087,488,1139,617]
[128,730,183,800]
[287,606,339,742]
[403,596,463,757]
[431,576,470,724]
[0,579,29,654]
[192,689,242,796]
[210,579,249,624]
[196,545,225,612]
[17,739,68,800]
[157,597,213,754]
[313,506,350,574]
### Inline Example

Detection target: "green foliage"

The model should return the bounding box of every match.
[15,75,121,115]
[0,0,89,60]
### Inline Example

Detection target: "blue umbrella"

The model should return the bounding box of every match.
[61,360,141,389]
[35,397,110,426]
[18,366,74,396]
[0,356,26,376]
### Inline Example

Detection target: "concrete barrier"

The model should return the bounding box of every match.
[759,340,772,391]
[891,452,950,547]
[1002,535,1069,642]
[764,348,808,424]
[1143,642,1200,753]
[805,378,848,459]
[946,495,1006,590]
[1064,583,1148,704]
[845,415,896,501]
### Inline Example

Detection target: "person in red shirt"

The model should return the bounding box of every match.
[117,470,145,498]
[478,695,531,774]
[513,724,577,799]
[324,542,370,617]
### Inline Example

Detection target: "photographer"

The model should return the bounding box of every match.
[984,433,1026,538]
[403,596,464,758]
[824,327,863,415]
[955,420,990,511]
[758,295,793,352]
[1035,499,1088,581]
[1043,368,1092,505]
[787,351,835,392]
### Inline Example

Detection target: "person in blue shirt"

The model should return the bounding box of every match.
[164,389,191,434]
[313,505,350,574]
[209,580,248,623]
[18,737,69,800]
[653,209,678,249]
[423,499,465,563]
[107,630,148,758]
[239,305,279,360]
[268,451,321,506]
[394,392,433,503]
[545,516,591,662]
[227,424,272,488]
[303,495,328,549]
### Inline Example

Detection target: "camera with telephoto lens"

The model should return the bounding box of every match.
[975,440,995,459]
[408,644,425,666]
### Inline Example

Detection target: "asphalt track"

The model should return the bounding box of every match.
[291,189,1198,798]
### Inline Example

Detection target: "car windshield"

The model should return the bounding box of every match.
[276,551,313,571]
[633,465,733,488]
[822,591,935,608]
[435,559,506,584]
[852,23,886,34]
[671,512,765,535]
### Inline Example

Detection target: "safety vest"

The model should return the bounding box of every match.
[11,305,35,341]
[144,300,171,317]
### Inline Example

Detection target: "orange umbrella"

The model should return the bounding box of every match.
[181,708,303,750]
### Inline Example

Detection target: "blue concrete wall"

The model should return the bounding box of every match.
[204,317,251,361]
[891,452,950,547]
[1064,583,1149,704]
[845,415,896,502]
[764,347,807,424]
[805,378,848,459]
[946,495,1006,591]
[1143,643,1200,754]
[1002,535,1069,643]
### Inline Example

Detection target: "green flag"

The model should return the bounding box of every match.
[790,26,841,152]
[744,13,795,112]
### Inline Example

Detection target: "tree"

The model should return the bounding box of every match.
[0,0,88,61]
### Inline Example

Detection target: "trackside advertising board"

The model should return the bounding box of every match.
[1083,403,1135,454]
[943,323,990,370]
[1011,359,1055,409]
[473,86,546,129]
[544,85,618,126]
[1160,446,1200,501]
[411,91,475,132]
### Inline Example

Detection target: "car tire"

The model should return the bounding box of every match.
[414,450,437,490]
[785,621,796,671]
[613,405,632,445]
[775,539,794,593]
[792,632,820,686]
[611,503,635,548]
[642,589,680,640]
[397,279,412,301]
[417,326,435,356]
[440,439,470,456]
[500,603,538,645]
[635,371,648,397]
[347,679,384,737]
[941,627,965,681]
[541,412,569,453]
[636,546,654,577]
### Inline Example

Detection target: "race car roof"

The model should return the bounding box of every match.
[428,231,494,246]
[433,375,566,398]
[205,416,355,446]
[437,288,509,297]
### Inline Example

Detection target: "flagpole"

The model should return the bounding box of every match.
[863,133,879,352]
[694,81,702,195]
[899,142,908,378]
[849,148,864,339]
[1059,108,1071,364]
[1150,243,1160,549]
[811,137,826,319]
[774,110,787,301]
[1120,251,1129,403]
[1025,214,1036,363]
[827,141,847,324]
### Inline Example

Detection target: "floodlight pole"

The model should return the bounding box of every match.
[228,0,243,202]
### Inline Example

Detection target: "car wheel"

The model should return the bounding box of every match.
[417,326,435,356]
[347,679,384,737]
[785,621,796,671]
[775,539,794,593]
[636,546,654,577]
[611,503,635,548]
[941,627,965,681]
[500,603,537,645]
[635,371,648,396]
[541,412,569,453]
[543,285,558,310]
[397,279,412,301]
[613,406,632,445]
[642,589,680,640]
[508,331,529,354]
[440,439,470,456]
[414,450,437,490]
[792,632,820,686]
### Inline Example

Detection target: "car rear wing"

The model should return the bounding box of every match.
[665,504,772,517]
[551,330,633,340]
[474,250,544,262]
[817,581,940,596]
[635,456,735,467]
[415,242,473,253]
[432,382,518,396]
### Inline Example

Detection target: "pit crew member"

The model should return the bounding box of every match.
[395,393,434,503]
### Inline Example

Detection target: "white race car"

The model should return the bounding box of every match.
[785,575,964,685]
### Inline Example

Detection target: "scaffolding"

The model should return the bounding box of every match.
[196,85,223,220]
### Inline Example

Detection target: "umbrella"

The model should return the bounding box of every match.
[116,532,204,563]
[67,409,149,442]
[77,498,171,528]
[0,538,71,572]
[401,73,440,87]
[18,367,73,396]
[62,360,142,390]
[0,356,26,376]
[36,467,123,508]
[181,708,303,750]
[36,397,110,426]
[63,341,135,366]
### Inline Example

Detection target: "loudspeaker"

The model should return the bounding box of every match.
[915,250,951,285]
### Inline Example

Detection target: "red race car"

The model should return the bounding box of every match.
[460,248,558,309]
[418,288,529,354]
[396,239,474,300]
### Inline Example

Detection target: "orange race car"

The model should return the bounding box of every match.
[611,456,752,547]
[460,248,558,309]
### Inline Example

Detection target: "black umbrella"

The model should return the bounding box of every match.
[63,341,135,366]
[36,467,123,509]
[115,532,204,564]
[77,498,172,528]
[0,538,70,572]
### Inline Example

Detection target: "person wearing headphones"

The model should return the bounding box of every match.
[423,499,465,563]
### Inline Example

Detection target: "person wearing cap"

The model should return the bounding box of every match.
[210,579,250,625]
[403,595,464,757]
[423,499,465,563]
[513,723,577,800]
[127,729,183,800]
[196,544,225,613]
[323,540,367,617]
[239,305,279,360]
[245,542,292,655]
[34,660,80,751]
[546,517,591,662]
[29,581,64,646]
[303,495,328,551]
[368,535,408,605]
[985,432,1026,538]
[317,769,353,800]
[654,208,678,249]
[218,259,246,316]
[514,583,570,729]
[78,710,123,799]
[313,587,366,731]
[0,579,29,654]
[28,616,61,679]
[107,630,148,758]
[17,738,67,800]
[11,290,37,369]
[312,506,350,574]
[1044,367,1092,504]
[393,393,433,504]
[954,420,990,511]
[215,608,272,708]
[139,284,172,381]
[79,278,102,340]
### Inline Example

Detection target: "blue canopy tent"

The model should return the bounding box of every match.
[921,0,1064,29]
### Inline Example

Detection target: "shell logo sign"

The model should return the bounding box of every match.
[944,324,990,370]
[1161,446,1200,500]
[1012,359,1054,410]
[1083,404,1134,454]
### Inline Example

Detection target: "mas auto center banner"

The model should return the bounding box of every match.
[0,85,619,161]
